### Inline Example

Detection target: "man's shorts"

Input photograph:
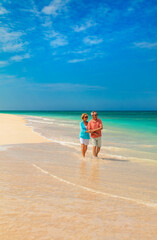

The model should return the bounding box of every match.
[92,137,101,147]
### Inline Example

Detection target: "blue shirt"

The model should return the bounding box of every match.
[79,121,90,139]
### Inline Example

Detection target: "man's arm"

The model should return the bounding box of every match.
[93,127,102,132]
[93,120,103,132]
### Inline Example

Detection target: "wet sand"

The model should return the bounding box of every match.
[0,114,157,240]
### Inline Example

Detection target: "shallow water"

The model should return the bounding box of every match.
[23,113,157,162]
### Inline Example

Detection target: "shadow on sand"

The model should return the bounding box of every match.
[100,157,129,162]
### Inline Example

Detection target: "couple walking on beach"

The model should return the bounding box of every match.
[79,111,103,158]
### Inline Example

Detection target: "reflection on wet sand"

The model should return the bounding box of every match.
[80,160,87,178]
[80,159,100,185]
[90,159,100,183]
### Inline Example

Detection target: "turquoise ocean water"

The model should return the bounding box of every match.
[1,110,157,134]
[1,111,157,161]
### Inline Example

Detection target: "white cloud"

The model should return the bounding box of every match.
[126,0,144,13]
[2,42,27,52]
[19,0,40,18]
[72,49,90,54]
[0,61,9,67]
[148,58,156,62]
[68,58,87,63]
[127,7,134,12]
[0,74,25,86]
[20,8,40,17]
[83,36,103,45]
[36,83,105,91]
[44,30,58,40]
[10,53,31,62]
[50,35,68,47]
[42,19,52,27]
[43,28,68,47]
[0,27,23,43]
[73,20,97,32]
[0,4,9,15]
[132,0,144,6]
[62,49,90,56]
[42,26,68,48]
[42,0,69,16]
[0,27,27,52]
[134,42,157,49]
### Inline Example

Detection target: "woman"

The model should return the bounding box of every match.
[79,113,91,158]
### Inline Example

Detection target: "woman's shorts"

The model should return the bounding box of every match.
[80,138,89,145]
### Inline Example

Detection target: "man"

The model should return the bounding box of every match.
[88,111,103,157]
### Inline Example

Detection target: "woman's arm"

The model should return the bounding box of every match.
[80,123,93,133]
[85,130,94,133]
[86,123,96,133]
[80,123,86,133]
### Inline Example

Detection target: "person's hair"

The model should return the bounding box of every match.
[91,111,97,116]
[81,113,88,120]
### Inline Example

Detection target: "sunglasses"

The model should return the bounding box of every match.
[94,114,97,116]
[84,116,88,118]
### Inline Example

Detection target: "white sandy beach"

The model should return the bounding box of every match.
[0,114,49,145]
[0,113,157,240]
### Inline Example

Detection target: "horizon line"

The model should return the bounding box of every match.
[0,110,157,112]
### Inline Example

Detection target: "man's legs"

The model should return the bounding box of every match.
[96,147,101,156]
[92,138,97,157]
[92,137,101,157]
[92,138,98,157]
[92,146,97,157]
[96,137,102,156]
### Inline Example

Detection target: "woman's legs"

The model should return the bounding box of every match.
[84,145,87,154]
[81,144,85,157]
[81,144,88,157]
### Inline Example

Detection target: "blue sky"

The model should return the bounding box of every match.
[0,0,157,110]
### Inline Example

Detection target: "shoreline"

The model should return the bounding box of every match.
[0,114,50,145]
